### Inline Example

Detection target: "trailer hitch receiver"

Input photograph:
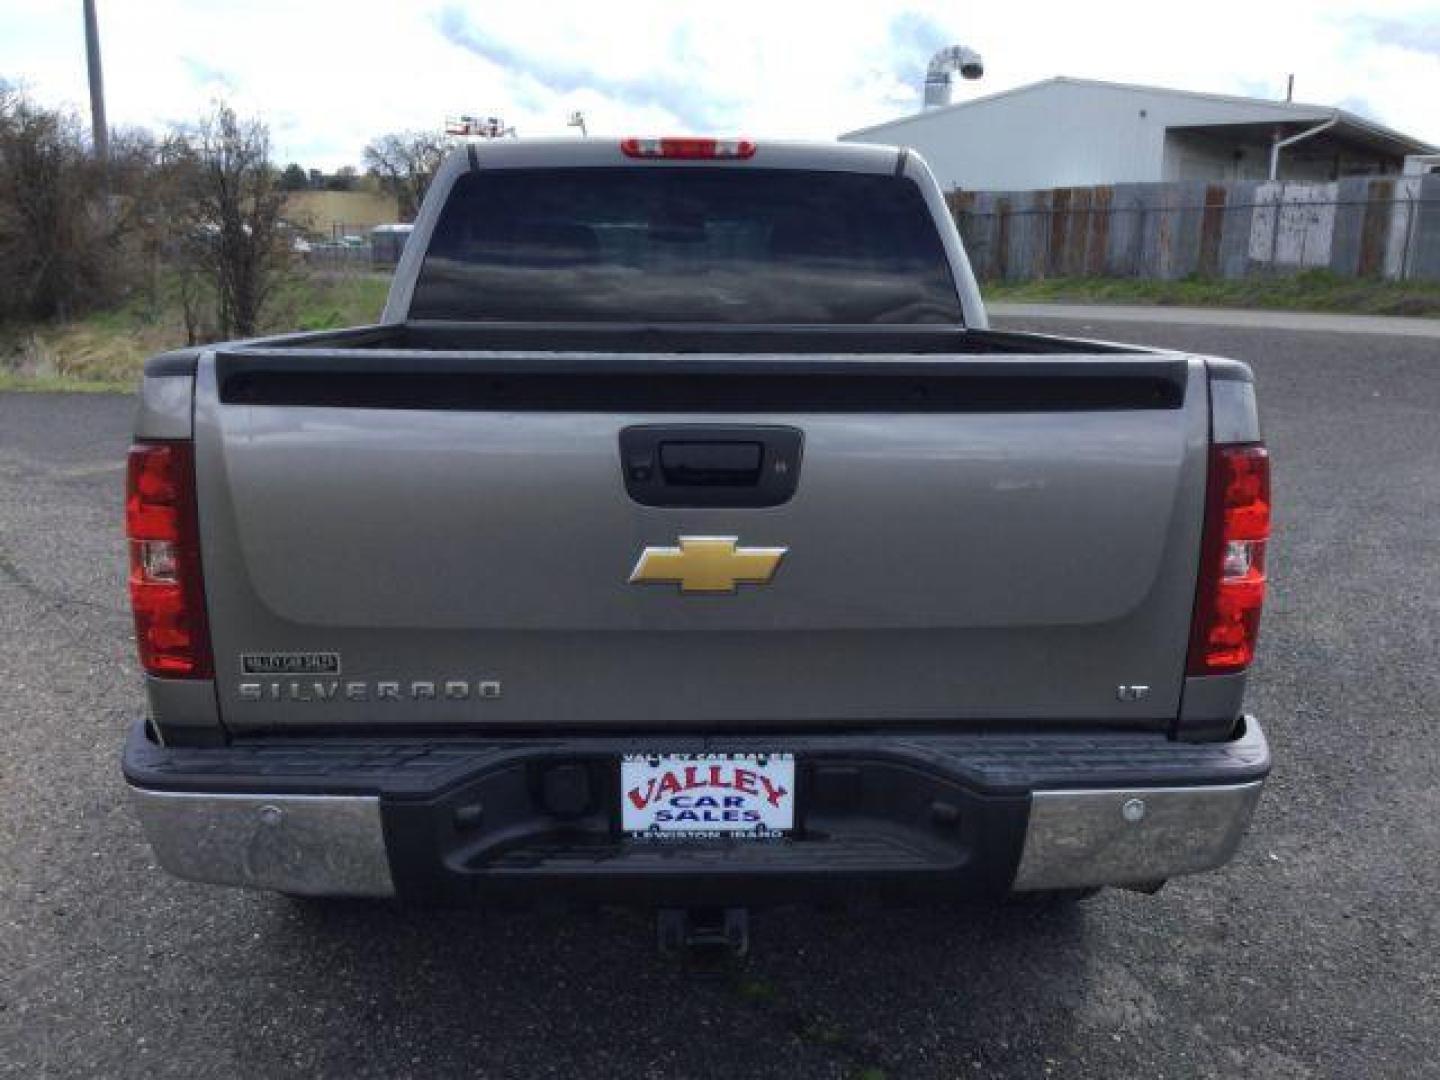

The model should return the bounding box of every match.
[658,907,750,969]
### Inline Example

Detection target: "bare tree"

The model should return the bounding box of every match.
[106,125,191,322]
[362,130,447,220]
[173,104,289,338]
[0,85,117,320]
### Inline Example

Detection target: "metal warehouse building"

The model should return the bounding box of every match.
[841,77,1435,192]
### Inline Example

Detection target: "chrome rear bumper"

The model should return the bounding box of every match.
[130,789,395,897]
[129,780,1264,899]
[127,718,1268,900]
[1011,781,1264,891]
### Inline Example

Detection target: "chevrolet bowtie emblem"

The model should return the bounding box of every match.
[629,536,787,594]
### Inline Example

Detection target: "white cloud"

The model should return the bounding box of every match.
[2,0,1436,169]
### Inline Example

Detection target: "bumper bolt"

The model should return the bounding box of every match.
[1122,798,1146,823]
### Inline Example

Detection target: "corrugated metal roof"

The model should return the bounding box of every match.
[842,76,1435,155]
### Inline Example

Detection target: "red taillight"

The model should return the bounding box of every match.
[126,442,212,678]
[1188,443,1271,676]
[620,137,756,160]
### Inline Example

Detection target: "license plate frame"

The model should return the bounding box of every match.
[620,752,795,841]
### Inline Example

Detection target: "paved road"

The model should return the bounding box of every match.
[989,302,1440,340]
[2,315,1438,1079]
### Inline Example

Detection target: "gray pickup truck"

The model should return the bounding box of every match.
[122,138,1271,943]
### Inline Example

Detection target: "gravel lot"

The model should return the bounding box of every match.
[2,314,1437,1079]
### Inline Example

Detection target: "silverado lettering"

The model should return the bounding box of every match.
[236,679,501,703]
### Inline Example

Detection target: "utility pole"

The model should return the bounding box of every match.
[83,0,108,159]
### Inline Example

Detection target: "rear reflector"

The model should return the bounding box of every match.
[620,137,756,160]
[125,442,212,678]
[1188,443,1270,676]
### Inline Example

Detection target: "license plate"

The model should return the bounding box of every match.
[620,753,795,840]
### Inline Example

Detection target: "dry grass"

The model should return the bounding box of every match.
[285,190,400,236]
[983,270,1440,318]
[0,270,392,391]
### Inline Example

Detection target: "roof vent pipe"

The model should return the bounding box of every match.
[923,45,984,108]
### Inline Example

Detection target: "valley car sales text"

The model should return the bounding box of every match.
[626,761,788,825]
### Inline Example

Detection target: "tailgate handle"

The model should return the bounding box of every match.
[659,441,763,486]
[620,425,803,508]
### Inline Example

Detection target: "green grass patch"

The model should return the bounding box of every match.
[983,270,1440,318]
[0,269,392,391]
[0,372,133,393]
[269,272,393,332]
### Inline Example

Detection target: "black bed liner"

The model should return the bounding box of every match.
[145,320,1151,377]
[265,322,1149,356]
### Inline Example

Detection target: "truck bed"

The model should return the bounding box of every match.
[224,321,1148,355]
[148,321,1151,376]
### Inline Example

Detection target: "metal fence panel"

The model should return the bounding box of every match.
[949,177,1440,282]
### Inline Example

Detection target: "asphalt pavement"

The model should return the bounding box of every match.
[2,311,1438,1079]
[988,302,1440,340]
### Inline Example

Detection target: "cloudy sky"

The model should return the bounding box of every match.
[3,0,1437,169]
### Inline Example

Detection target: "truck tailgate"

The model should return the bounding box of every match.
[194,350,1208,732]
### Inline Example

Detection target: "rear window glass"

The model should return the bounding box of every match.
[409,167,962,325]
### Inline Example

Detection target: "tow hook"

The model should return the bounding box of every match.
[657,907,750,969]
